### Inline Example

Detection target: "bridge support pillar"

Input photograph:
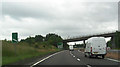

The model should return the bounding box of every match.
[111,36,116,49]
[111,31,120,49]
[63,41,68,50]
[83,40,86,48]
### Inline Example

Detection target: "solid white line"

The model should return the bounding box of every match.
[30,51,64,67]
[77,58,80,61]
[105,58,120,63]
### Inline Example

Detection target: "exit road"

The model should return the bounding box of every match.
[30,49,119,67]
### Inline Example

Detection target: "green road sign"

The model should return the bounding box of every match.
[57,42,63,48]
[57,42,63,45]
[12,33,18,43]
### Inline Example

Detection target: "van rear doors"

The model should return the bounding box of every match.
[91,38,106,54]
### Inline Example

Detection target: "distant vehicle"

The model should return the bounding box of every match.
[107,47,111,50]
[84,37,107,59]
[69,45,74,51]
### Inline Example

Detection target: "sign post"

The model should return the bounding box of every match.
[12,32,18,56]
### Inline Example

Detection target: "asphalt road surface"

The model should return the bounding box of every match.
[30,49,119,67]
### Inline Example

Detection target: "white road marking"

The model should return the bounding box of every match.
[30,51,64,67]
[70,51,74,56]
[73,56,75,57]
[70,51,71,53]
[70,51,76,58]
[70,51,72,55]
[78,50,84,53]
[86,65,91,67]
[105,58,120,63]
[77,58,80,61]
[78,50,80,52]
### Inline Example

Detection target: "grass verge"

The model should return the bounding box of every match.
[2,41,60,65]
[105,52,120,61]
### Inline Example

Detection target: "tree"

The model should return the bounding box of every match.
[24,36,35,45]
[19,33,63,48]
[35,35,44,42]
[45,33,63,47]
[45,33,55,41]
[107,40,112,47]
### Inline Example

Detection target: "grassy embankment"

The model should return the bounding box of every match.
[2,41,60,65]
[106,52,120,60]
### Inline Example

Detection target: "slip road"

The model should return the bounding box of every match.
[31,49,119,67]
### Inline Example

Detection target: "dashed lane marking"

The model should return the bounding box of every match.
[77,58,80,61]
[70,51,76,58]
[78,50,84,53]
[70,51,72,55]
[70,51,74,56]
[73,56,75,57]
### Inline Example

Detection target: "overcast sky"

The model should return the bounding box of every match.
[0,0,119,41]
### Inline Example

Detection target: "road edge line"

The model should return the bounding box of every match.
[105,58,120,63]
[30,50,64,67]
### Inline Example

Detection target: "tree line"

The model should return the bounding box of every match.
[19,33,63,48]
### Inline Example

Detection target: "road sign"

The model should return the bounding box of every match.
[57,42,63,45]
[12,32,18,43]
[57,42,63,48]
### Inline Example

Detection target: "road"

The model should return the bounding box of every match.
[31,49,119,67]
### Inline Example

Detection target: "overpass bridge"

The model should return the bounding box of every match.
[63,31,120,49]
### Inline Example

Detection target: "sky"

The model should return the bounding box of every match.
[0,0,119,43]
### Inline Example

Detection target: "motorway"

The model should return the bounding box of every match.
[30,49,119,67]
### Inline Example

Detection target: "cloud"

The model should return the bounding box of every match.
[2,0,120,2]
[1,1,118,40]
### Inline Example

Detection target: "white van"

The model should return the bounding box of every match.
[84,37,107,59]
[69,45,74,51]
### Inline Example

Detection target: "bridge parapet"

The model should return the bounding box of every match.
[63,31,119,42]
[62,31,120,49]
